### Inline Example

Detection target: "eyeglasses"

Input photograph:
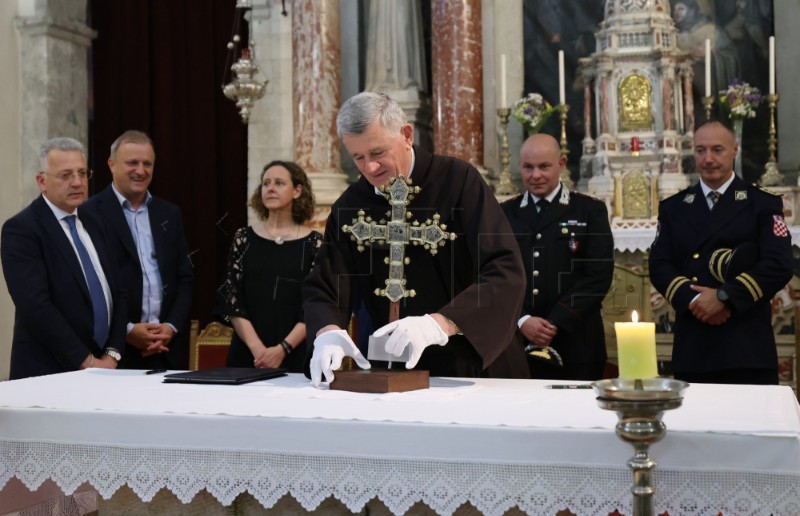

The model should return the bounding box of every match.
[41,169,93,181]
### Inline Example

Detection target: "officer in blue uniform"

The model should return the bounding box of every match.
[502,134,614,380]
[649,121,793,385]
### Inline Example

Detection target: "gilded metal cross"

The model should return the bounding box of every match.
[342,175,456,320]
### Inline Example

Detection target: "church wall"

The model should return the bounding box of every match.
[485,0,524,190]
[0,1,24,381]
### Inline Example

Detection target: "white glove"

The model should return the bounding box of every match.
[310,329,371,387]
[372,314,449,370]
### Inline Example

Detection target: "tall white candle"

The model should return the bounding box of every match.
[558,50,566,105]
[704,39,711,97]
[769,36,776,94]
[500,54,507,108]
[615,310,658,380]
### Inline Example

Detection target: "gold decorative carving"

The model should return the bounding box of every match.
[622,170,650,218]
[619,73,653,131]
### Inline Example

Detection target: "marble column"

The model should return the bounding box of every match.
[14,0,95,203]
[680,63,695,136]
[365,0,432,151]
[431,0,485,173]
[660,59,675,132]
[292,0,349,208]
[248,1,294,224]
[579,65,596,184]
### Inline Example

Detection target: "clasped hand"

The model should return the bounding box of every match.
[372,314,449,370]
[520,316,558,346]
[689,285,731,326]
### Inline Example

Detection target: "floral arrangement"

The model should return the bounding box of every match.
[719,79,762,119]
[511,93,555,133]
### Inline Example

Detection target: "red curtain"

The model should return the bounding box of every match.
[89,0,249,368]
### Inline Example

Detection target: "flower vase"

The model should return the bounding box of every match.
[733,118,743,178]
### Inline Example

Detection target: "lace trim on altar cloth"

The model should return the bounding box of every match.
[2,442,800,516]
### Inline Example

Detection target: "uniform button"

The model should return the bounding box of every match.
[561,228,569,234]
[536,234,542,240]
[533,289,539,295]
[534,252,540,258]
[692,276,698,282]
[692,253,700,259]
[533,270,540,277]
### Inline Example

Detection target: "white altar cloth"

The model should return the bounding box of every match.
[1,370,800,515]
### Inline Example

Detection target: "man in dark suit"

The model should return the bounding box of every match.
[1,137,127,379]
[502,134,614,380]
[649,121,792,385]
[83,130,193,369]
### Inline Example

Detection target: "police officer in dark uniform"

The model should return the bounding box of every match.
[649,120,792,385]
[502,134,614,380]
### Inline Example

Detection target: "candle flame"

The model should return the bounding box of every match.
[631,310,639,323]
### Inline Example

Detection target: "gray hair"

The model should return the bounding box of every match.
[38,137,86,172]
[336,92,407,138]
[110,130,155,159]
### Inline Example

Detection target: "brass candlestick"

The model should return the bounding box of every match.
[593,378,689,516]
[495,108,518,196]
[702,95,714,121]
[760,93,784,186]
[558,103,575,189]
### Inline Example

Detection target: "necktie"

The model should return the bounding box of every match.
[536,199,550,213]
[708,191,720,209]
[64,215,109,348]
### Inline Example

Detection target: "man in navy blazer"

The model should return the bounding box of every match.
[83,130,193,369]
[649,121,793,384]
[1,137,127,379]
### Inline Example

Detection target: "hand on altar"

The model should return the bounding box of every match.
[688,285,730,325]
[520,317,558,346]
[310,329,370,387]
[372,314,449,370]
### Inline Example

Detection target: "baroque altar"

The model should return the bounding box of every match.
[578,0,693,228]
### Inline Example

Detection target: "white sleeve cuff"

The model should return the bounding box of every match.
[517,315,531,328]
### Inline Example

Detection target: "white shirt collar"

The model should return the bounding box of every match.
[699,173,735,198]
[520,182,562,208]
[42,194,77,220]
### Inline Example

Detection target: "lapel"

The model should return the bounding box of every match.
[98,186,138,259]
[80,210,115,290]
[688,177,751,248]
[510,194,539,231]
[33,196,91,302]
[536,185,569,230]
[147,197,167,272]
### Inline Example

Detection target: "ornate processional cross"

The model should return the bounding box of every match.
[342,175,456,323]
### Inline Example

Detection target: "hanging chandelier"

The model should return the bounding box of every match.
[222,0,267,123]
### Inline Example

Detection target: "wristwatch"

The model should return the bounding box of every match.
[105,347,122,362]
[716,287,730,305]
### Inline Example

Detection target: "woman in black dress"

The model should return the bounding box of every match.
[216,160,321,372]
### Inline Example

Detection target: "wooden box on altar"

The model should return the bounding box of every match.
[330,369,429,393]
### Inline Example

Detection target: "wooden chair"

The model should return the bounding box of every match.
[188,320,233,370]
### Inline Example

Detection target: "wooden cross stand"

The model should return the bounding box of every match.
[330,175,456,393]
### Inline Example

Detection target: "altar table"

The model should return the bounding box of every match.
[1,370,800,515]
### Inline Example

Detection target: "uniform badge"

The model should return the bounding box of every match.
[683,194,695,204]
[735,190,747,201]
[569,232,579,252]
[773,214,789,237]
